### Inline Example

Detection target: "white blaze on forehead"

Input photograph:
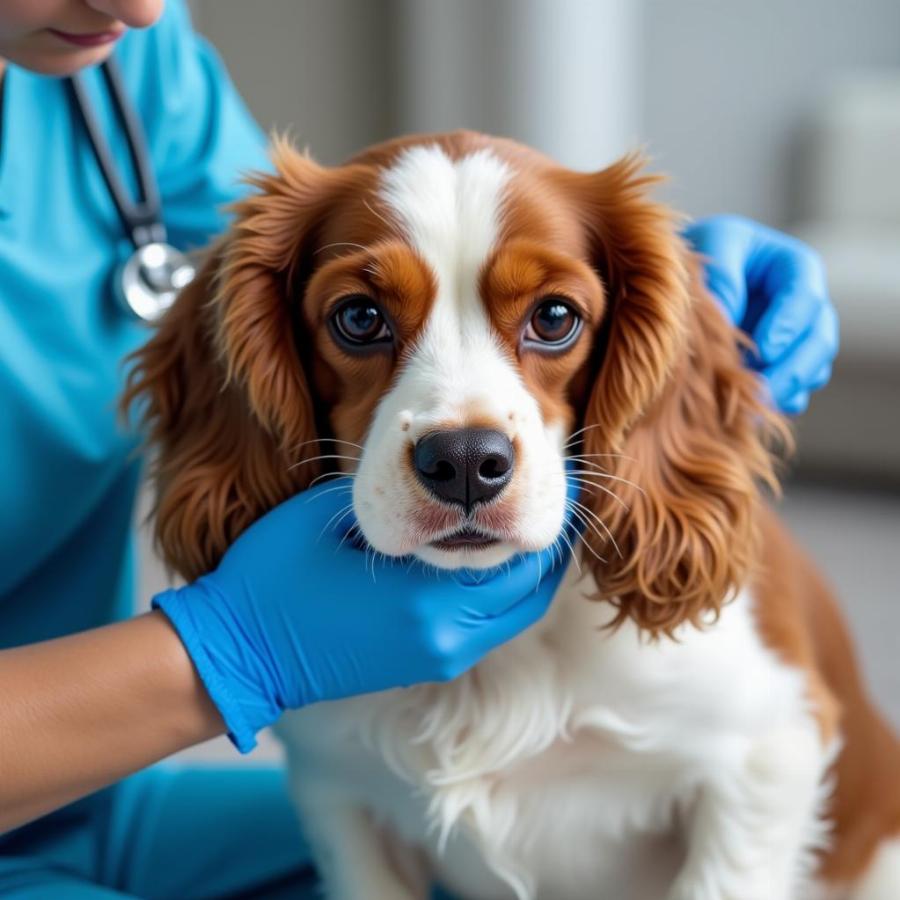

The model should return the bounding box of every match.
[378,144,520,426]
[379,144,511,302]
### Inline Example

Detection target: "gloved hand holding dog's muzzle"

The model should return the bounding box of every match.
[153,474,580,752]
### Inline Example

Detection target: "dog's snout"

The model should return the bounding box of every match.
[413,428,514,511]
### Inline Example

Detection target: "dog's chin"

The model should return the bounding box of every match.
[352,493,566,571]
[413,540,520,571]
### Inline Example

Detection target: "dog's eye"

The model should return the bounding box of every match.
[524,297,581,348]
[331,295,392,347]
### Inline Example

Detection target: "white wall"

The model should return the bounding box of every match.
[641,0,900,226]
[391,0,640,171]
[192,0,640,171]
[191,0,394,164]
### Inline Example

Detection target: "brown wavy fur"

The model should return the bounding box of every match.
[561,156,791,635]
[121,143,339,580]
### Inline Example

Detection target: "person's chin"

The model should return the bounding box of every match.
[9,43,116,77]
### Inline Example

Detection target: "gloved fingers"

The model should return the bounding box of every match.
[453,534,573,616]
[685,215,768,325]
[762,305,838,411]
[756,234,829,298]
[683,216,755,325]
[685,217,837,391]
[809,359,834,392]
[751,288,822,367]
[702,259,749,327]
[469,570,561,655]
[777,388,811,416]
[752,251,831,365]
[296,476,359,535]
[773,357,832,415]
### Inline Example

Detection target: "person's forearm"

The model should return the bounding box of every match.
[0,611,225,833]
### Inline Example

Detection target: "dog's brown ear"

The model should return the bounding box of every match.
[122,143,341,581]
[561,155,788,635]
[560,153,691,446]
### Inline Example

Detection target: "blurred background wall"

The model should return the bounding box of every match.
[155,2,899,759]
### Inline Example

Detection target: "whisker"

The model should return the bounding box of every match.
[565,500,607,544]
[288,453,362,472]
[549,537,561,572]
[365,544,376,583]
[535,544,544,592]
[291,437,365,452]
[564,451,635,463]
[317,502,355,543]
[568,498,623,560]
[336,522,363,553]
[313,241,367,256]
[565,458,611,474]
[291,453,362,464]
[566,476,630,513]
[592,473,645,496]
[562,423,606,444]
[558,530,582,575]
[563,509,607,565]
[307,470,356,488]
[564,464,646,496]
[363,198,399,235]
[302,481,354,503]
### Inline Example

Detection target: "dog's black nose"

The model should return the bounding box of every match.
[413,428,514,511]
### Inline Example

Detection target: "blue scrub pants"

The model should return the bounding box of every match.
[0,765,316,899]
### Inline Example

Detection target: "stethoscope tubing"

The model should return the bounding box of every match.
[64,57,195,322]
[66,58,167,250]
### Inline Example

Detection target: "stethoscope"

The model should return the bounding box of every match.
[66,58,195,322]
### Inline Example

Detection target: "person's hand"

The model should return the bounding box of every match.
[154,477,574,752]
[683,215,839,414]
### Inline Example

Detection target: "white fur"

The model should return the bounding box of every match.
[277,573,836,900]
[850,839,900,900]
[352,145,568,569]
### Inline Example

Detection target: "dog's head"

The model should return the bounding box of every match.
[126,131,785,635]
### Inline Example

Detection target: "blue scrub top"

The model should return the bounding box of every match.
[0,0,268,648]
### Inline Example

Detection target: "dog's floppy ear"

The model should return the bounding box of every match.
[561,153,691,446]
[561,155,787,635]
[122,142,341,581]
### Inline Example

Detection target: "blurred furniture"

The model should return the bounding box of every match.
[790,71,900,484]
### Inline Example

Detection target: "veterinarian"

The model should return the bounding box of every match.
[0,0,839,897]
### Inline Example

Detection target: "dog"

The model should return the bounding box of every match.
[125,131,900,900]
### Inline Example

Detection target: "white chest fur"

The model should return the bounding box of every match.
[277,565,830,900]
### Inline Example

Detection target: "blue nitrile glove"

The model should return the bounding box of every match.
[684,215,839,414]
[154,476,576,752]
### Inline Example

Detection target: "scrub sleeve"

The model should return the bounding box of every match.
[0,767,314,899]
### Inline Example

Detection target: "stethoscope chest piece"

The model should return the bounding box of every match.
[68,59,196,323]
[119,242,195,322]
